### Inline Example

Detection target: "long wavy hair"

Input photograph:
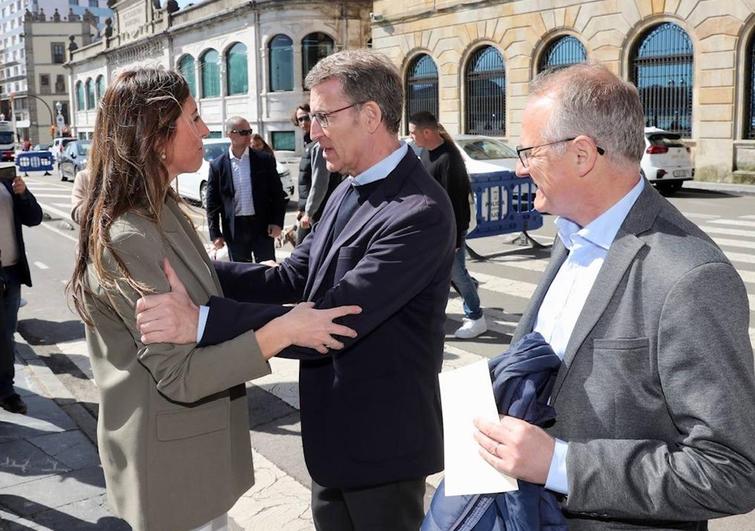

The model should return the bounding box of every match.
[68,67,189,324]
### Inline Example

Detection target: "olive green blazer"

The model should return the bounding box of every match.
[83,196,270,531]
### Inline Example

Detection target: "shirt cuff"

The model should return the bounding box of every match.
[545,438,569,495]
[197,305,209,343]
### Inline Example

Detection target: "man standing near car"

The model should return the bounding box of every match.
[206,116,286,263]
[1,171,42,415]
[409,111,488,339]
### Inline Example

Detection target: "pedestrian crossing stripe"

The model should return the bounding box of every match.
[710,219,755,228]
[699,225,755,239]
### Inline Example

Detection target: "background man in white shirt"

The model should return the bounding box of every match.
[205,116,286,262]
[474,63,755,529]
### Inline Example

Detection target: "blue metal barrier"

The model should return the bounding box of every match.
[466,170,546,259]
[15,150,54,176]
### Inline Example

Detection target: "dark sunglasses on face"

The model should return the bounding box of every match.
[297,115,311,123]
[231,129,253,136]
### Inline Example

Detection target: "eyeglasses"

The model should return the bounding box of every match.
[516,137,605,168]
[296,114,311,123]
[231,129,253,136]
[311,102,366,128]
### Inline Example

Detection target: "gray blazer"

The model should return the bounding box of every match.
[83,196,270,531]
[513,182,755,530]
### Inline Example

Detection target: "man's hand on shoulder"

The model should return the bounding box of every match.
[136,258,199,344]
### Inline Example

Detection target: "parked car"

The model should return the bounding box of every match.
[640,127,694,195]
[59,140,90,181]
[407,134,519,174]
[175,138,294,208]
[52,137,76,165]
[33,143,52,152]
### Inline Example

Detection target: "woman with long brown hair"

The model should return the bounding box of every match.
[250,133,275,157]
[68,67,359,531]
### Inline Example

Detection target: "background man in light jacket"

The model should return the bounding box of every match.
[474,63,755,530]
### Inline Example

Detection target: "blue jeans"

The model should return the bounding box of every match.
[451,239,482,320]
[0,276,21,399]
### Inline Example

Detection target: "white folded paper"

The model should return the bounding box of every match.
[438,359,518,496]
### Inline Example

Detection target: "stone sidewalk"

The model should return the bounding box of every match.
[0,340,315,531]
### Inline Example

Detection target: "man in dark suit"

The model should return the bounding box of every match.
[205,116,286,262]
[0,172,42,415]
[135,49,455,530]
[473,63,755,529]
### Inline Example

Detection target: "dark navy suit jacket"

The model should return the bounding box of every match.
[205,148,286,242]
[1,180,42,286]
[202,150,455,488]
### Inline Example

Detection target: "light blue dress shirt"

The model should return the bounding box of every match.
[228,146,255,216]
[539,177,644,494]
[195,142,409,343]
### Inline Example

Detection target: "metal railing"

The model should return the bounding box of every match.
[538,35,587,72]
[746,35,755,139]
[405,54,438,132]
[631,22,693,137]
[465,46,506,136]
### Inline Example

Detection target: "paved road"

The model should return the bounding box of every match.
[2,171,754,530]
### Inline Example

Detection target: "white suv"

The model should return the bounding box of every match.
[175,138,293,208]
[640,127,694,195]
[51,137,76,165]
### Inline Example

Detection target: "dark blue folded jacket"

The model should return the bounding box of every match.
[421,332,568,531]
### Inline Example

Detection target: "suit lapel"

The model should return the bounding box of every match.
[161,198,220,298]
[550,182,661,399]
[306,151,416,299]
[223,153,235,196]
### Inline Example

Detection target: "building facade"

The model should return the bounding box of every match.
[0,0,112,139]
[19,16,92,143]
[66,0,371,153]
[371,0,755,182]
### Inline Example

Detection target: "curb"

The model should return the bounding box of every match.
[686,181,755,196]
[15,339,99,446]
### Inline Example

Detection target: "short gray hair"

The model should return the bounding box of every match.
[304,49,403,135]
[530,63,645,163]
[225,115,248,134]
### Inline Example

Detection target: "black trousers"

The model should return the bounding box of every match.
[311,477,426,531]
[227,215,275,263]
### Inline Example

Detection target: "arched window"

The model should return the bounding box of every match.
[200,49,220,98]
[405,54,438,131]
[95,75,105,103]
[465,46,506,136]
[75,81,85,111]
[745,32,755,139]
[226,42,248,96]
[85,78,95,110]
[631,22,693,136]
[538,35,587,72]
[302,32,334,82]
[269,34,293,92]
[178,54,196,98]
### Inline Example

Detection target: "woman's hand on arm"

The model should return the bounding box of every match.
[255,302,361,359]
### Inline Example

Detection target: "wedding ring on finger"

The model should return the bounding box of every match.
[494,443,502,456]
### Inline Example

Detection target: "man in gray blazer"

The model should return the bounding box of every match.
[474,63,755,529]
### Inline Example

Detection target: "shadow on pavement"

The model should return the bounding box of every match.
[675,187,741,199]
[17,319,85,346]
[0,495,129,530]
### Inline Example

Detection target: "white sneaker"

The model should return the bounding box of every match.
[454,316,487,339]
